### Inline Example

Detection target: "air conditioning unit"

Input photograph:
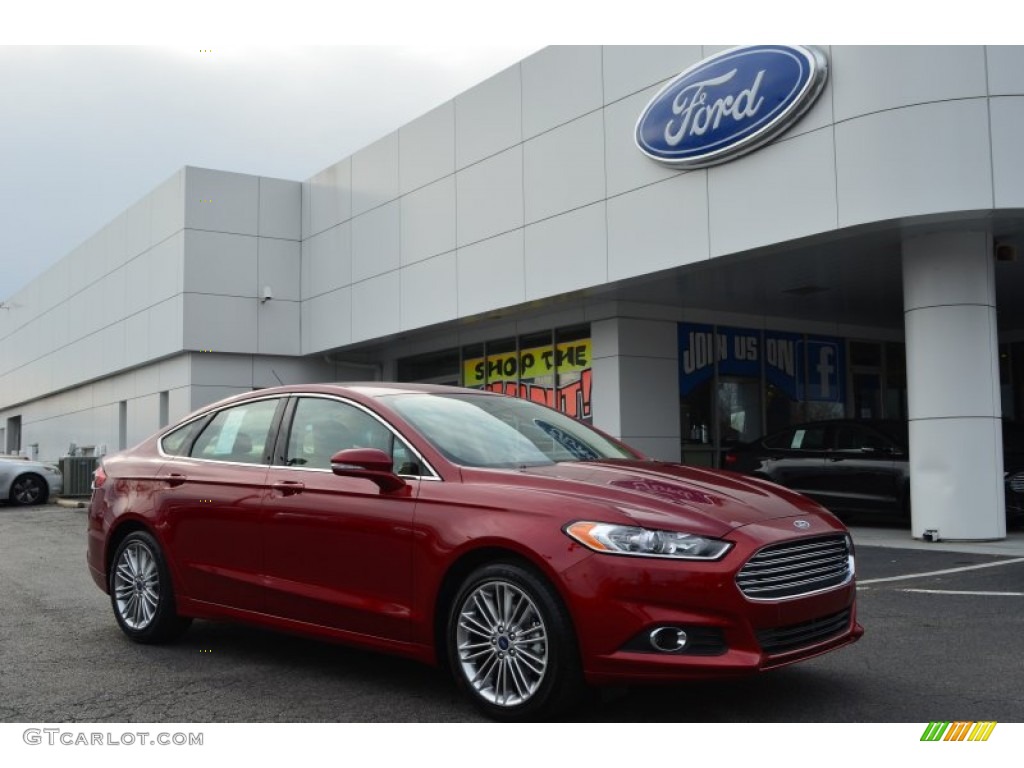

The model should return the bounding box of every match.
[61,456,99,497]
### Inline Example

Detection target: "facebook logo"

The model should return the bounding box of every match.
[797,338,844,403]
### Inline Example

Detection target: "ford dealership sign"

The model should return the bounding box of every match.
[635,45,828,169]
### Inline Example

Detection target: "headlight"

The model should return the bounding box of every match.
[43,465,61,475]
[564,521,732,560]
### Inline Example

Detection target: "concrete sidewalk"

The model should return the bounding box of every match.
[849,524,1024,556]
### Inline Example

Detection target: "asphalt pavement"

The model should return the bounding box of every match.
[1,504,1022,722]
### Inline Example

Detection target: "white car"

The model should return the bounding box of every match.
[0,457,63,505]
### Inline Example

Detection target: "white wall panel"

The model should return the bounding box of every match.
[259,177,301,240]
[148,295,184,359]
[302,288,351,354]
[182,294,257,353]
[352,132,399,217]
[125,196,152,260]
[832,46,986,122]
[151,169,185,245]
[455,64,522,169]
[184,167,259,235]
[524,112,606,224]
[351,273,400,343]
[456,147,524,247]
[607,172,709,281]
[602,45,702,104]
[400,252,456,331]
[457,231,525,318]
[524,202,607,301]
[836,100,993,228]
[257,299,300,355]
[400,177,456,266]
[149,231,185,304]
[522,46,603,138]
[603,86,683,198]
[987,46,1024,95]
[307,160,351,238]
[124,310,149,364]
[183,230,257,297]
[302,223,351,299]
[352,201,400,282]
[709,127,838,257]
[399,101,455,194]
[257,238,301,302]
[991,97,1024,208]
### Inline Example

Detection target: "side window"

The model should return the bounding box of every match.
[835,425,892,452]
[189,399,280,464]
[763,430,795,450]
[161,418,206,456]
[284,398,426,476]
[791,427,827,450]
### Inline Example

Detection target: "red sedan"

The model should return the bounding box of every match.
[87,383,862,719]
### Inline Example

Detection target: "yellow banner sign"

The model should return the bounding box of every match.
[463,339,591,387]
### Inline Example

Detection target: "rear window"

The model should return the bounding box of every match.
[160,418,206,457]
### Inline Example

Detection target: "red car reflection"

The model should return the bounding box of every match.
[87,383,863,720]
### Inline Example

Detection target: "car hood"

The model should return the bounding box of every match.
[463,459,830,537]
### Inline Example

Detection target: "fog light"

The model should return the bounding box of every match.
[649,626,688,653]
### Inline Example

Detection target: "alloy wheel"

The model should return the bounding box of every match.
[112,540,161,630]
[455,580,549,708]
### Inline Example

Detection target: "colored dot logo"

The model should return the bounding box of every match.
[198,199,213,203]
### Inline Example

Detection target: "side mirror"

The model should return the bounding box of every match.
[330,448,406,493]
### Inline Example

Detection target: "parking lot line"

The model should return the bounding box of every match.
[858,556,1024,586]
[898,588,1024,596]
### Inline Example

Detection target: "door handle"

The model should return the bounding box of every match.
[272,481,305,496]
[166,473,187,487]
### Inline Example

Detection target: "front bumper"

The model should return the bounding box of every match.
[560,516,863,685]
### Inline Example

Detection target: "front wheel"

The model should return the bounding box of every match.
[447,562,583,720]
[10,473,47,505]
[109,531,191,643]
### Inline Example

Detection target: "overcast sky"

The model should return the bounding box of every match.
[0,45,538,300]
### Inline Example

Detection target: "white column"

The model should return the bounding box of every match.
[902,231,1005,540]
[591,317,681,461]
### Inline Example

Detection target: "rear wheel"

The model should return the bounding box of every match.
[109,531,191,643]
[9,473,47,506]
[447,562,583,721]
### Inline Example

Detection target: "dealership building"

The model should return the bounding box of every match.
[2,45,1023,541]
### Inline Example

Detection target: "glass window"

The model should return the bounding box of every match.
[386,393,635,468]
[790,427,827,451]
[285,398,393,470]
[161,418,206,457]
[834,425,892,452]
[190,399,280,464]
[282,398,424,476]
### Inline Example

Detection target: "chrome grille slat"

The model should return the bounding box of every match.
[737,553,848,578]
[736,534,852,600]
[741,561,851,585]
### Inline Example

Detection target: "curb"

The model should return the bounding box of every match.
[54,497,88,509]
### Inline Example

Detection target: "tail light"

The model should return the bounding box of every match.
[92,465,107,490]
[722,453,738,467]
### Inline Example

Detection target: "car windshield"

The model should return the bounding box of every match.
[384,393,637,468]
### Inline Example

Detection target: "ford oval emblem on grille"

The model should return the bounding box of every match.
[793,519,811,530]
[635,45,828,169]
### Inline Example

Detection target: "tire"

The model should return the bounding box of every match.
[109,531,191,644]
[447,562,583,721]
[9,473,48,506]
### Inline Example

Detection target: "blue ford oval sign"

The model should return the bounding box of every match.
[635,45,828,169]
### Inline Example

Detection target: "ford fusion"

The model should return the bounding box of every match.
[87,383,862,719]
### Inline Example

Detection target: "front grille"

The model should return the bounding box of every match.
[1009,472,1024,494]
[757,608,852,654]
[736,535,852,600]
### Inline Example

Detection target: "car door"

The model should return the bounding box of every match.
[155,396,285,612]
[819,423,901,513]
[757,424,831,497]
[261,395,421,641]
